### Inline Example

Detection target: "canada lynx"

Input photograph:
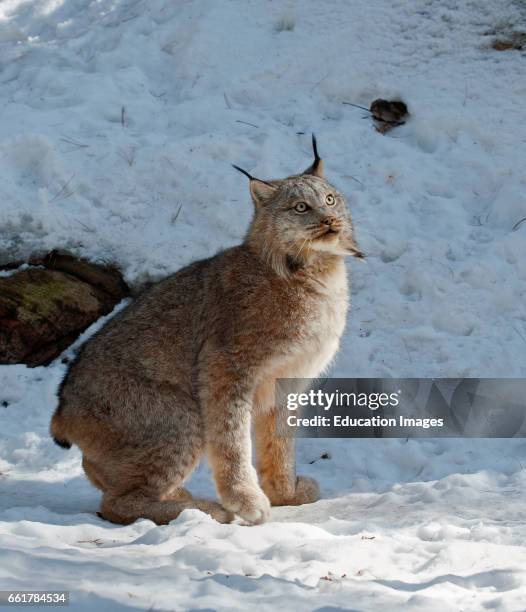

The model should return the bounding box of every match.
[50,136,363,525]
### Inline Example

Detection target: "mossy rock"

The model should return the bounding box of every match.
[0,254,129,366]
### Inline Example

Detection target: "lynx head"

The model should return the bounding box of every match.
[235,135,364,277]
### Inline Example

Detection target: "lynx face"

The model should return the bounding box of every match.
[238,136,364,270]
[251,173,363,260]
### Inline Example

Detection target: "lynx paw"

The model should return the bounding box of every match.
[204,502,235,524]
[263,475,320,506]
[221,485,271,525]
[293,475,320,505]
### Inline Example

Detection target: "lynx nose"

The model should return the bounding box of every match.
[322,216,336,226]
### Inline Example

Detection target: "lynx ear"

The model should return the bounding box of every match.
[302,134,324,178]
[249,180,278,205]
[232,164,277,206]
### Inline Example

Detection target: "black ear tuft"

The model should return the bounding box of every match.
[303,133,324,177]
[312,134,321,164]
[232,164,256,181]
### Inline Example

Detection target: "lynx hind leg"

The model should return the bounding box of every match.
[89,440,233,525]
[254,407,320,506]
[100,491,233,525]
[82,457,106,491]
[97,457,234,525]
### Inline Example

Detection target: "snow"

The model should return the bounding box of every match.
[1,0,526,609]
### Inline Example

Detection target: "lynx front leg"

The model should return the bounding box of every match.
[254,407,319,506]
[202,364,270,525]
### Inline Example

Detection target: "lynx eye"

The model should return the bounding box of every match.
[294,202,309,213]
[325,194,335,206]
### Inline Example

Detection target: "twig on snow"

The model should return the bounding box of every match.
[236,119,259,129]
[512,216,526,231]
[118,146,136,167]
[50,174,76,202]
[171,203,183,225]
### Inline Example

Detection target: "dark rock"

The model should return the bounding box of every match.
[370,99,408,125]
[492,32,526,51]
[29,250,128,300]
[0,253,129,366]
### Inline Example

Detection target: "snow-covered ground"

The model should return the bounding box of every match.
[1,0,526,609]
